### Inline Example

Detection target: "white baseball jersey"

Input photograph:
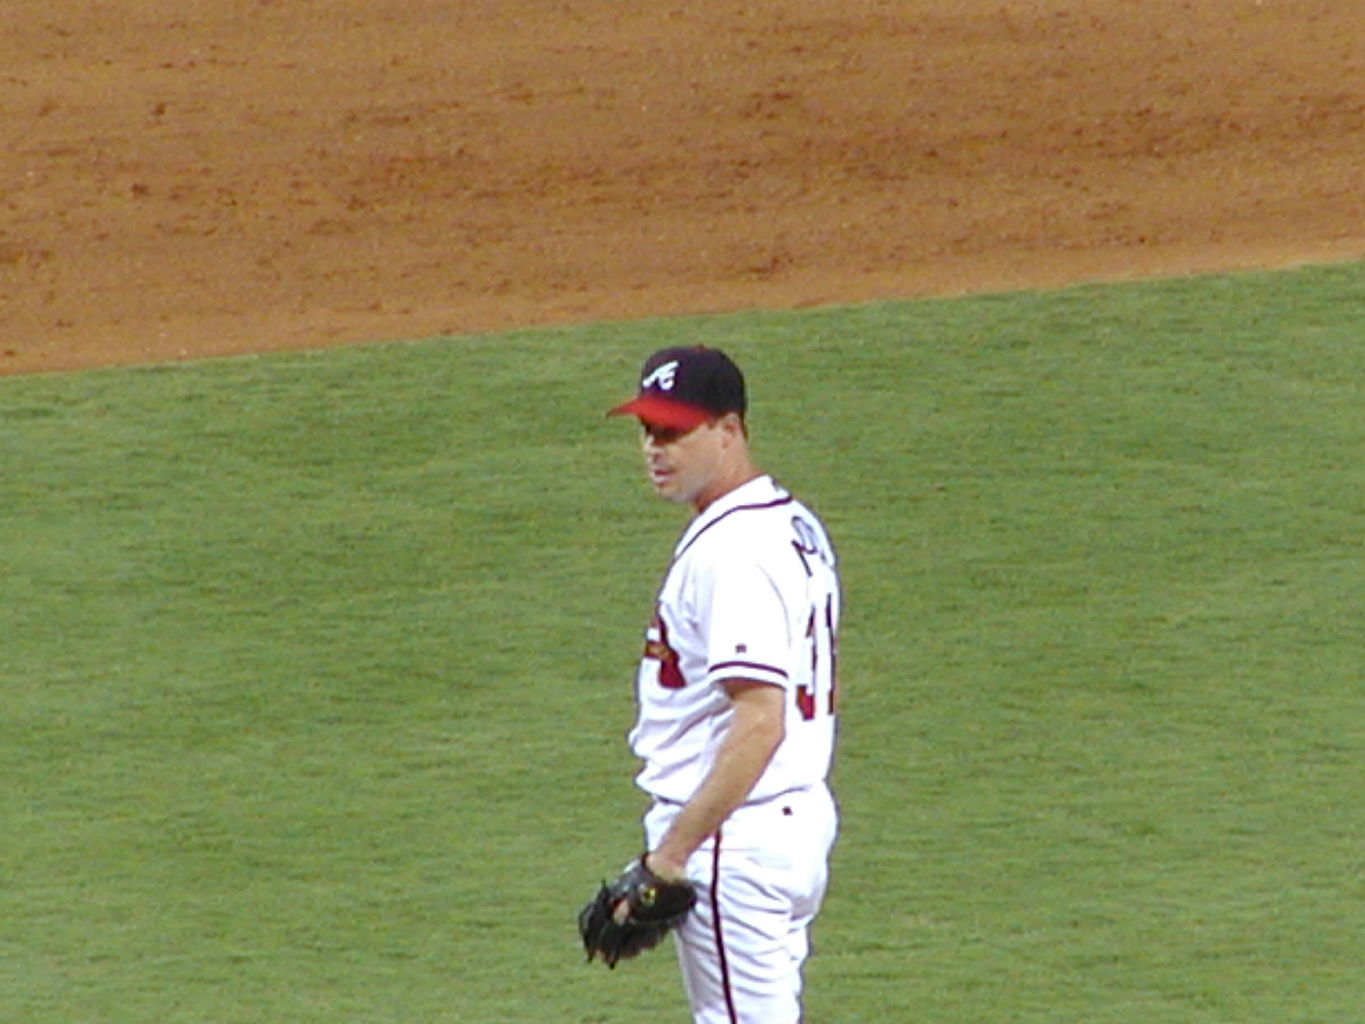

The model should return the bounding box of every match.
[629,475,840,806]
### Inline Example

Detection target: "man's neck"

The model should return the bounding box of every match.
[692,463,763,514]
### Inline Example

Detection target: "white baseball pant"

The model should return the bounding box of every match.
[644,784,838,1023]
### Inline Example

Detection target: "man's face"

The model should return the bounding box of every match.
[639,418,728,507]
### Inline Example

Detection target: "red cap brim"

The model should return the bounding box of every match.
[607,394,712,430]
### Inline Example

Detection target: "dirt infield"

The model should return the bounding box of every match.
[3,0,1362,376]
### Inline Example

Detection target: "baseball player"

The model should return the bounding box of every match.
[606,346,841,1024]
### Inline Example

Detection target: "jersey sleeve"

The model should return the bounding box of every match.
[693,544,795,692]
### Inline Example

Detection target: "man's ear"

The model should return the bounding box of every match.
[717,411,747,443]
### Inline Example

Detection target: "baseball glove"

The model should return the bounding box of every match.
[578,857,697,968]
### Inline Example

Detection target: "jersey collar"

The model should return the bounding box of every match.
[675,475,789,556]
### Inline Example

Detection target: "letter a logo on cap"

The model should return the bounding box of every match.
[641,360,679,392]
[607,347,745,429]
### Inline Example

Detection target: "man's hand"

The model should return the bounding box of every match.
[579,858,698,968]
[643,849,690,884]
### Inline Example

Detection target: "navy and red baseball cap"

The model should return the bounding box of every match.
[608,346,747,430]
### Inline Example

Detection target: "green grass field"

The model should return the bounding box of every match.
[2,263,1362,1023]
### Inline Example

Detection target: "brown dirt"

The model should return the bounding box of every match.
[3,0,1362,377]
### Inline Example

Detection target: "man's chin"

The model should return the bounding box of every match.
[649,477,692,505]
